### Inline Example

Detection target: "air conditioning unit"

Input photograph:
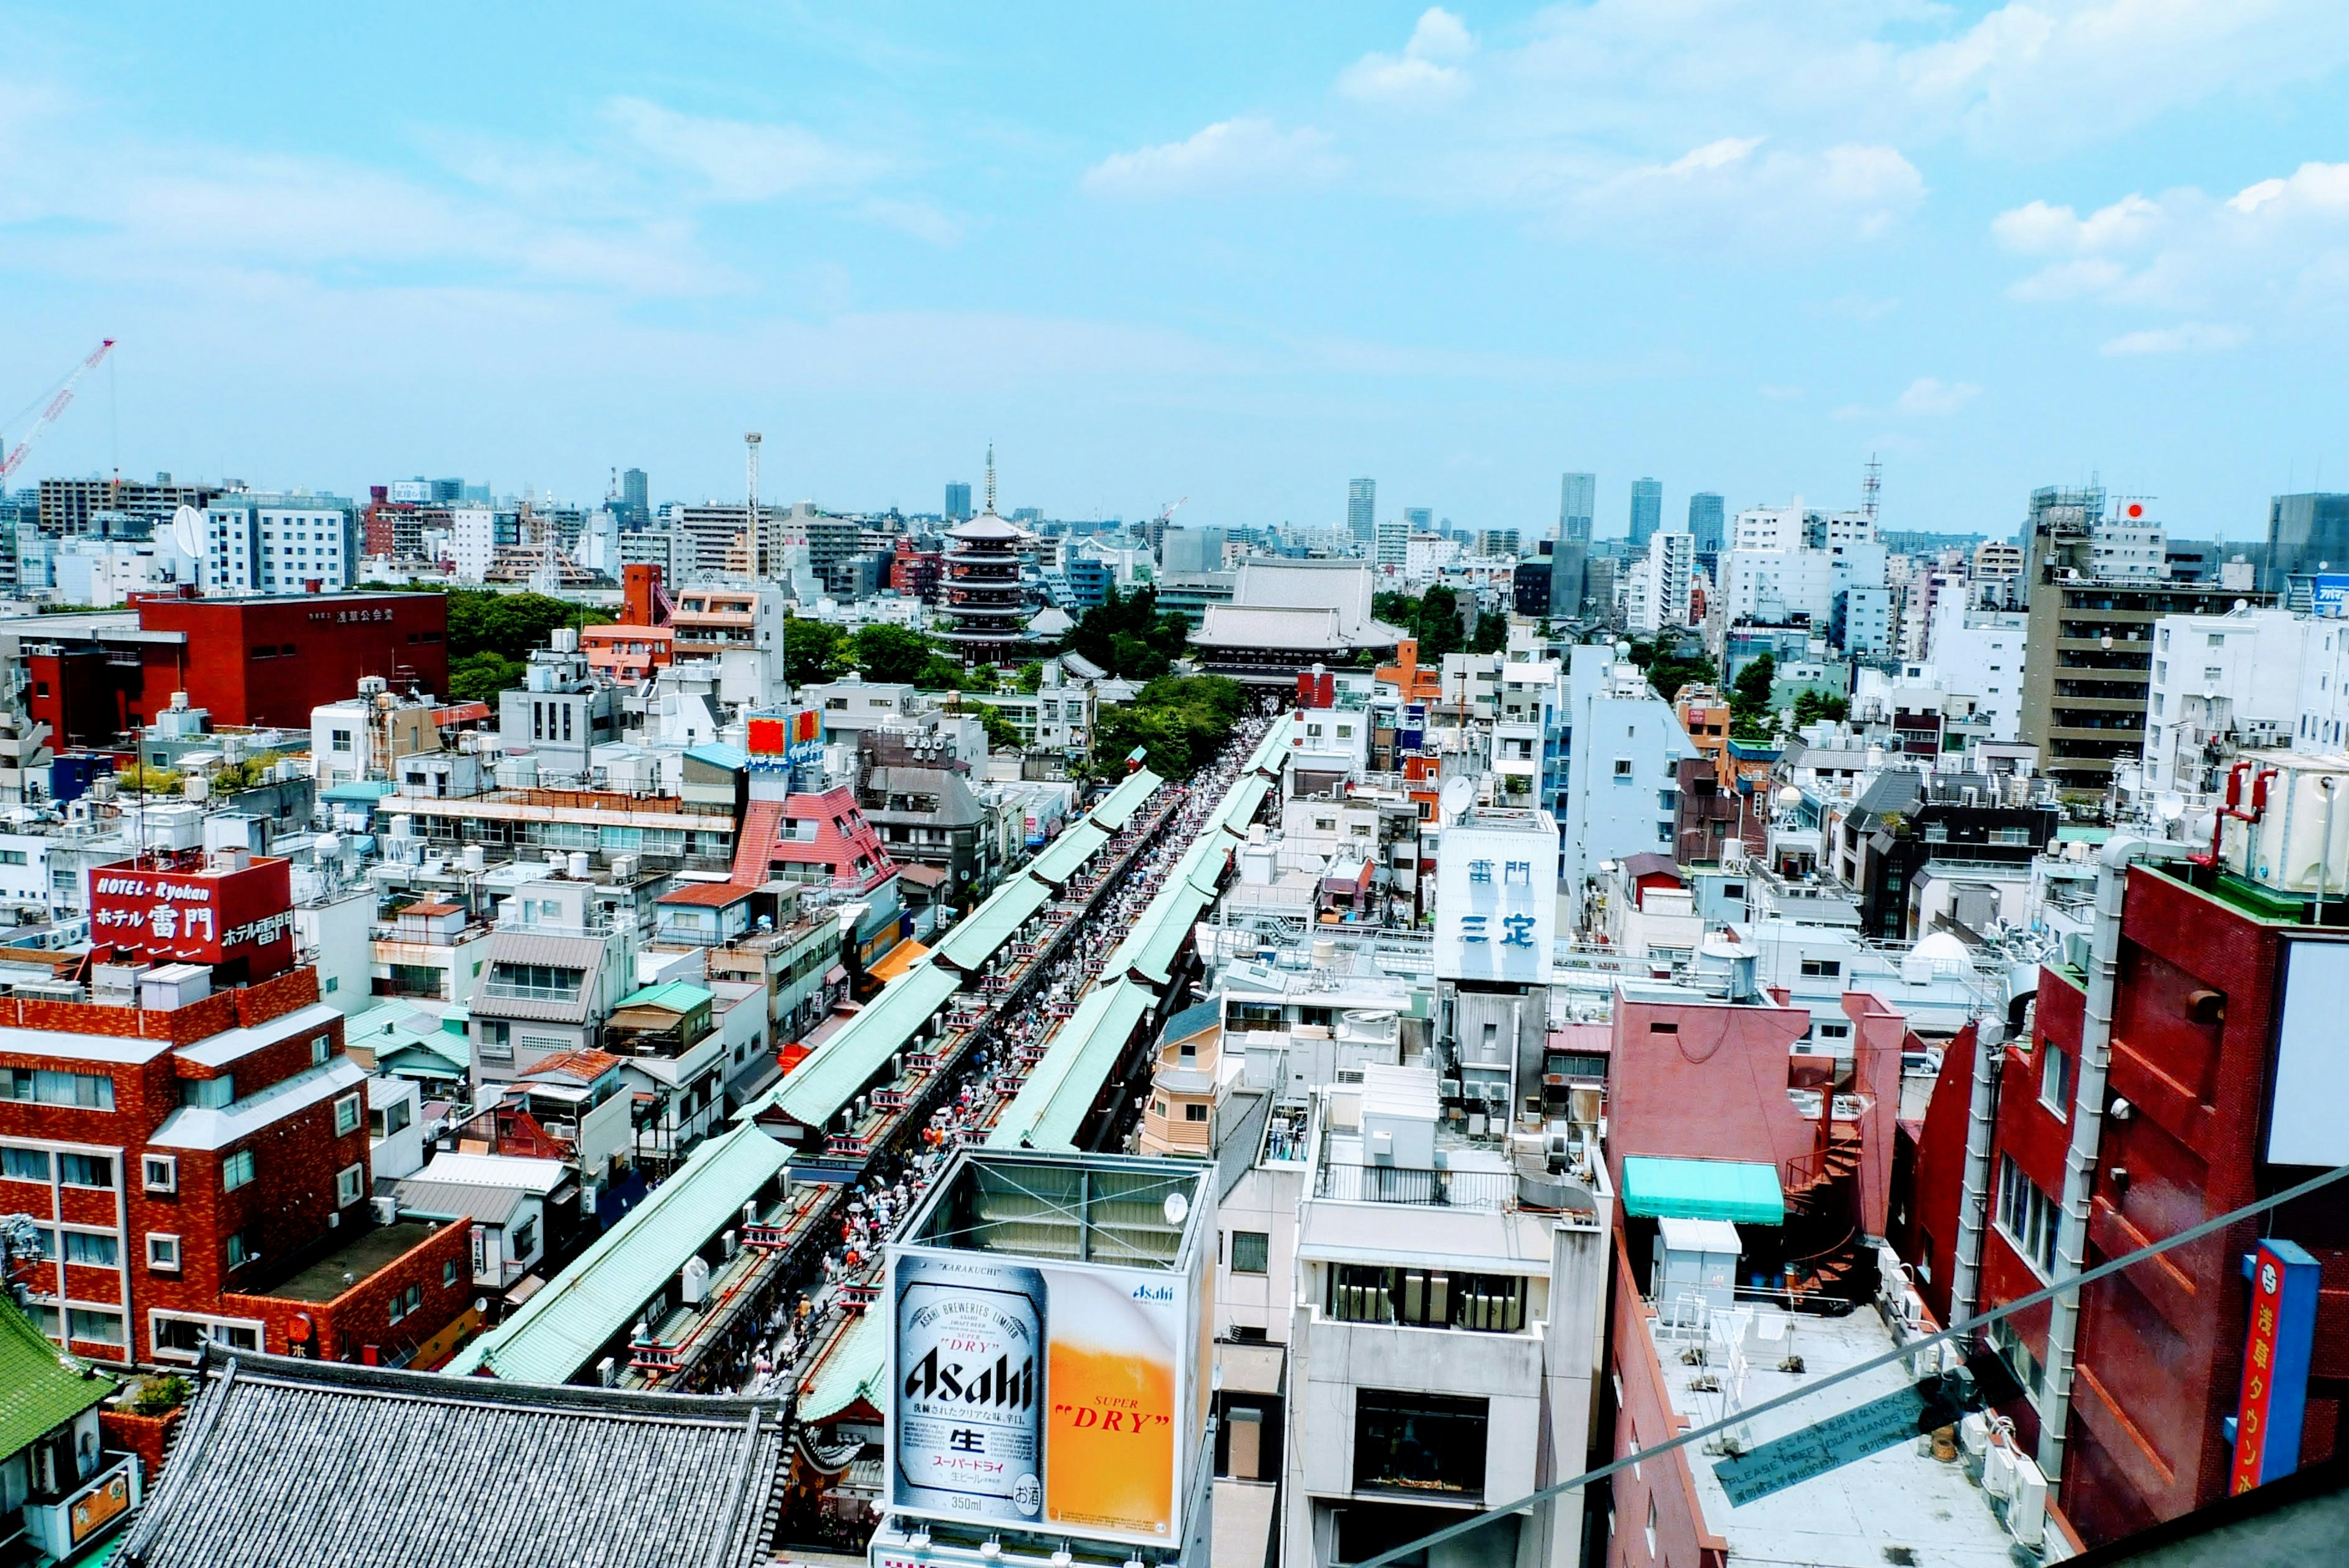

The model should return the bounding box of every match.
[1983,1436,2017,1499]
[2007,1457,2047,1547]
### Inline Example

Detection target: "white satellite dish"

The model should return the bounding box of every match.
[168,504,204,559]
[2157,797,2185,822]
[1439,775,1474,823]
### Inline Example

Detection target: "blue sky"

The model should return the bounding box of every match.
[2,1,2343,540]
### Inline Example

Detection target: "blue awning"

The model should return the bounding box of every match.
[1620,1156,1784,1225]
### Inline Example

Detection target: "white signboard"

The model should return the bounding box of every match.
[1433,817,1557,984]
[2266,938,2349,1166]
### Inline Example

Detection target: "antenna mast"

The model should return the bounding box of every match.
[1861,453,1882,525]
[984,442,996,517]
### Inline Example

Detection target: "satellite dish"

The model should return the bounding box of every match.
[2158,797,2185,822]
[1439,776,1474,822]
[168,505,204,559]
[1162,1190,1190,1226]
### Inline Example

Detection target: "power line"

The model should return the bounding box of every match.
[1357,1159,2349,1568]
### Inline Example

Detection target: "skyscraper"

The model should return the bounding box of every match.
[622,468,649,515]
[1559,473,1595,544]
[1347,478,1376,546]
[945,481,973,522]
[1687,492,1724,555]
[1404,507,1433,532]
[1554,472,1595,620]
[1628,477,1663,547]
[2263,492,2349,591]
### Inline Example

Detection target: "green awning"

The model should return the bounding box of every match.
[930,874,1053,972]
[1620,1156,1784,1225]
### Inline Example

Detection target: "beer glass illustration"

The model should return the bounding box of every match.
[893,1252,1046,1523]
[1045,1270,1178,1537]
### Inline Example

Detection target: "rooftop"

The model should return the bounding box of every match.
[260,1219,445,1304]
[1648,1301,2016,1567]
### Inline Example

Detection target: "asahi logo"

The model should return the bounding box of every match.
[1130,1282,1174,1302]
[902,1347,1035,1411]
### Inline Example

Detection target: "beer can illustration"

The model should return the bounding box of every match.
[892,1252,1046,1523]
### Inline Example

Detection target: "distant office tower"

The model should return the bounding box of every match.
[1376,515,1411,570]
[1404,507,1433,532]
[622,468,649,514]
[2264,492,2349,591]
[945,481,973,522]
[1687,492,1724,555]
[1628,477,1663,546]
[1559,473,1595,544]
[1348,478,1376,546]
[431,478,466,504]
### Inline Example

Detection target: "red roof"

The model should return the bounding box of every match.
[433,702,492,726]
[399,900,464,918]
[522,1047,623,1083]
[658,881,754,907]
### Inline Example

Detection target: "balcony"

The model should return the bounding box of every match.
[18,1452,141,1562]
[1313,1160,1517,1210]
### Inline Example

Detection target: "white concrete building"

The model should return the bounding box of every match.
[1559,645,1698,923]
[205,491,358,595]
[1280,1064,1611,1568]
[1721,546,1835,625]
[1625,532,1694,633]
[2141,606,2310,792]
[1927,598,2028,741]
[1731,502,1805,552]
[447,505,497,584]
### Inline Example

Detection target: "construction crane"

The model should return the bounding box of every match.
[1155,496,1189,527]
[1,339,116,481]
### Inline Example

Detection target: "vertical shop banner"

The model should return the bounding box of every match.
[2231,1239,2318,1495]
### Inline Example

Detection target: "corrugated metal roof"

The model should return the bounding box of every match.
[613,981,713,1013]
[393,1178,528,1227]
[746,960,960,1128]
[449,1124,789,1385]
[1017,981,1157,1151]
[1088,767,1163,831]
[481,932,609,968]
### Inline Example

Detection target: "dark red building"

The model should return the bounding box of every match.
[23,591,448,745]
[1898,852,2349,1548]
[0,852,473,1367]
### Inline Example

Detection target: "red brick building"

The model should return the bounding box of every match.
[1898,852,2349,1548]
[0,852,472,1367]
[23,591,449,745]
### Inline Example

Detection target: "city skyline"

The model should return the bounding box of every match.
[1,2,2341,539]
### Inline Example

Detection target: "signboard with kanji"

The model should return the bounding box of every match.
[1433,814,1557,984]
[87,855,297,980]
[2230,1238,2318,1494]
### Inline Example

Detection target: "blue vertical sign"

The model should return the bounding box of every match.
[2230,1239,2320,1493]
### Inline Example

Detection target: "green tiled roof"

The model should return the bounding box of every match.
[731,960,962,1129]
[448,1123,790,1384]
[0,1294,113,1460]
[1620,1156,1784,1225]
[1023,820,1111,887]
[988,979,1156,1151]
[1088,767,1165,831]
[614,981,714,1013]
[930,875,1053,972]
[797,1309,886,1424]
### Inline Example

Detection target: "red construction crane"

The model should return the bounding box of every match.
[1,338,116,481]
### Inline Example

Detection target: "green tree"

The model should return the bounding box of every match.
[1469,612,1509,655]
[783,617,852,688]
[1792,689,1850,727]
[1091,674,1244,779]
[1729,653,1777,739]
[447,650,525,704]
[1068,585,1188,678]
[1625,637,1720,704]
[443,590,609,662]
[852,623,936,683]
[972,703,1023,754]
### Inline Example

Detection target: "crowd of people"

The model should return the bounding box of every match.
[732,712,1278,1401]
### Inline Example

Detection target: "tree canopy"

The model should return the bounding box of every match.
[1091,674,1245,779]
[1729,654,1777,739]
[1625,637,1718,704]
[1064,585,1188,680]
[442,590,609,663]
[1373,586,1474,662]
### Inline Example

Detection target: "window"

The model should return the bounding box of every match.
[222,1149,256,1192]
[2039,1046,2072,1117]
[1231,1231,1270,1274]
[389,1283,423,1323]
[484,962,585,1003]
[1800,957,1842,978]
[370,1099,413,1139]
[1326,1264,1527,1331]
[181,1076,234,1109]
[1613,757,1634,778]
[1353,1389,1488,1498]
[336,1163,365,1207]
[64,1230,119,1266]
[1184,1102,1209,1123]
[60,1153,113,1189]
[1646,1496,1659,1558]
[334,1092,362,1136]
[511,1218,538,1259]
[1814,1022,1850,1041]
[0,849,25,866]
[313,1033,332,1066]
[147,1233,180,1270]
[0,1067,116,1110]
[331,729,354,753]
[225,1229,257,1269]
[443,1258,461,1287]
[143,1154,177,1192]
[479,1020,513,1063]
[2,1146,50,1183]
[67,1308,124,1347]
[2206,632,2225,649]
[1997,1153,2060,1279]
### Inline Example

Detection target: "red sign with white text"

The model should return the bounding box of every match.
[87,856,296,980]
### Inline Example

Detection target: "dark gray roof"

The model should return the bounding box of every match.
[1849,768,1924,826]
[119,1351,787,1568]
[392,1176,528,1226]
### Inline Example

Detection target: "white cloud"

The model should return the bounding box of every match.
[1995,161,2349,313]
[2100,322,2247,354]
[1082,117,1340,199]
[1573,136,1923,243]
[1339,8,1477,106]
[605,98,892,202]
[1896,377,1981,415]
